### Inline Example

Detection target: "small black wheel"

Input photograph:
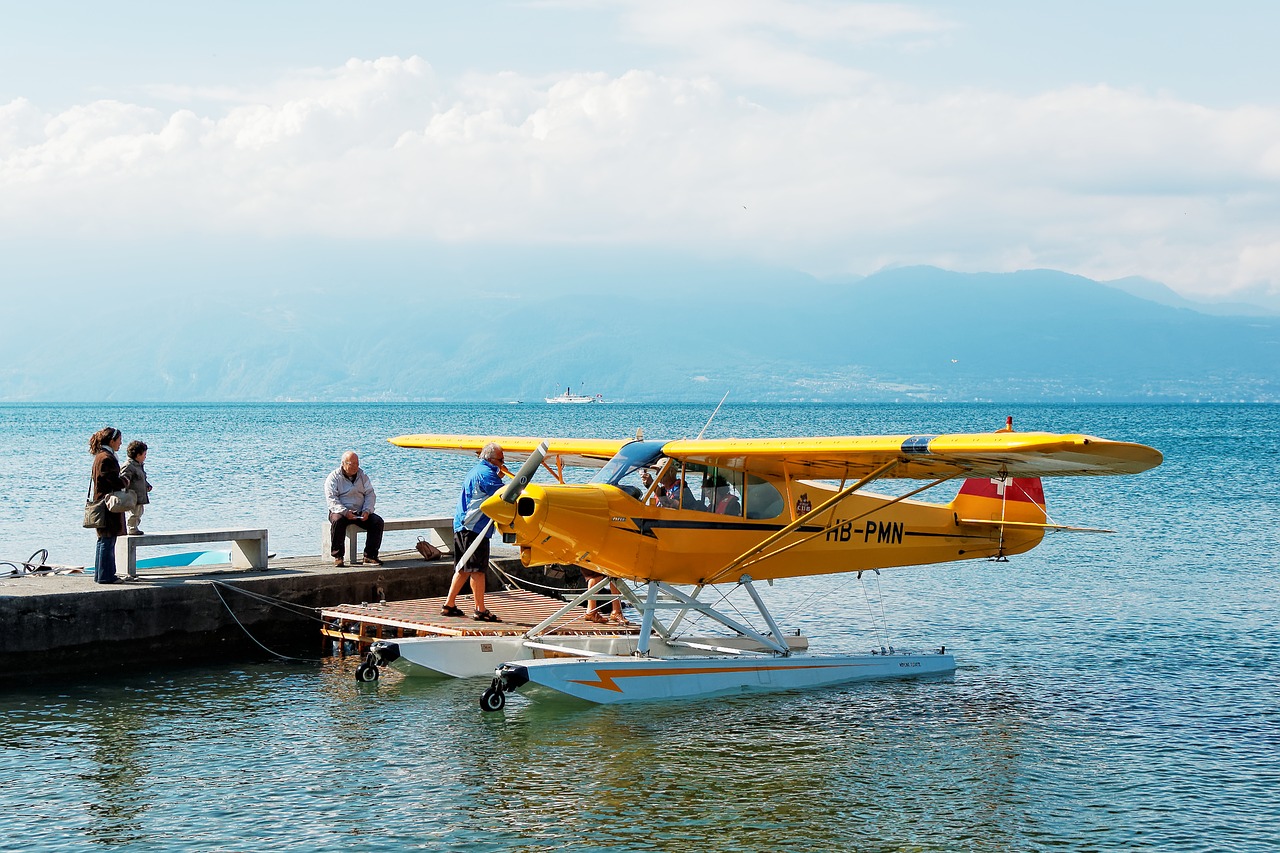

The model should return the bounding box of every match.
[480,687,506,712]
[356,663,379,683]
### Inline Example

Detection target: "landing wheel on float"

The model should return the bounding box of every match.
[355,650,381,682]
[480,677,507,712]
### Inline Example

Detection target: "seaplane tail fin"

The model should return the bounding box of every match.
[949,475,1048,526]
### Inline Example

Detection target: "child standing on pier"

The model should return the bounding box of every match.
[121,441,153,535]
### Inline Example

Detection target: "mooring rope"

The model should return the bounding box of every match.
[486,561,639,632]
[487,560,566,595]
[208,579,325,621]
[209,580,324,663]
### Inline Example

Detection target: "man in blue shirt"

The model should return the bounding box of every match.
[441,442,506,621]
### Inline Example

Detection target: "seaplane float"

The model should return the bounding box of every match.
[366,418,1160,710]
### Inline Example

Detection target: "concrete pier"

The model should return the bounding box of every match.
[1,548,560,683]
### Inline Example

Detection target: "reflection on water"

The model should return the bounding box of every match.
[2,635,1277,852]
[85,706,148,845]
[386,672,1031,853]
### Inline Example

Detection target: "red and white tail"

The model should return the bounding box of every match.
[949,475,1047,525]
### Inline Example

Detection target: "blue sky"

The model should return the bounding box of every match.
[3,1,1279,306]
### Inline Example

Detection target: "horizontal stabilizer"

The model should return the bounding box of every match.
[958,518,1114,534]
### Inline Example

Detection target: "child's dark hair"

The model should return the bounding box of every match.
[127,440,148,460]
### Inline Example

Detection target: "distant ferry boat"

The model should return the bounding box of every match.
[546,386,601,404]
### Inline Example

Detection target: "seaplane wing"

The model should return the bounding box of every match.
[389,434,627,470]
[661,431,1163,481]
[393,425,1161,586]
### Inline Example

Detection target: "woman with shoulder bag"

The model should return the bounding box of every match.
[88,426,127,584]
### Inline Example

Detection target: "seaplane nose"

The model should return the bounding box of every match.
[513,483,549,530]
[479,491,517,527]
[492,482,613,568]
[481,483,549,540]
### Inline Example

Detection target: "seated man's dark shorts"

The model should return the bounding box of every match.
[453,527,489,573]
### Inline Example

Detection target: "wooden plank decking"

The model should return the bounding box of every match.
[320,588,638,652]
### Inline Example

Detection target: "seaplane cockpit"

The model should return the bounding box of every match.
[589,440,784,518]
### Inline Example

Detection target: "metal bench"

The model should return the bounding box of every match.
[116,528,269,579]
[322,516,454,564]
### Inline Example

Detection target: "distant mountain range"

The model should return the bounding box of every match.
[7,263,1278,402]
[1102,275,1276,317]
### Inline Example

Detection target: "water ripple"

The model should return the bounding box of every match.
[2,403,1278,851]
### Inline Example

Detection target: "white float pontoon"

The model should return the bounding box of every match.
[476,576,953,710]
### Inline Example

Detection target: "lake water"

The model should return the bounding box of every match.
[2,403,1277,851]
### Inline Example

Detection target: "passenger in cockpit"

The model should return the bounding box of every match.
[704,475,741,516]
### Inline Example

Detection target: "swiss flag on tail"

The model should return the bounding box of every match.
[956,476,1045,504]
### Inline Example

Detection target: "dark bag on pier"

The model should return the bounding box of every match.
[415,537,443,562]
[83,500,108,529]
[83,478,108,529]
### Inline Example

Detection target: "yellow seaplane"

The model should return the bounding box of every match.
[383,419,1161,710]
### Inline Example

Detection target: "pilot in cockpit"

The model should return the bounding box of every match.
[643,465,704,510]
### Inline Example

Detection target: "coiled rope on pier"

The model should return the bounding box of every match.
[0,549,60,577]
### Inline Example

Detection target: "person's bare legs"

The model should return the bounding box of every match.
[607,581,631,623]
[582,572,608,622]
[470,573,487,613]
[609,582,625,621]
[444,571,468,609]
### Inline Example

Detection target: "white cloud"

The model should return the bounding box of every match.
[615,0,952,95]
[1,44,1278,301]
[619,0,953,51]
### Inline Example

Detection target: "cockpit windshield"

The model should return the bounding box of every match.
[591,440,667,487]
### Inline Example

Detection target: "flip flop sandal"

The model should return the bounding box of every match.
[472,610,501,622]
[440,605,465,617]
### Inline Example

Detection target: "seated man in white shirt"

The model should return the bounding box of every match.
[324,451,384,566]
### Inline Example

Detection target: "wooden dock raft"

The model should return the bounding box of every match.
[321,588,639,653]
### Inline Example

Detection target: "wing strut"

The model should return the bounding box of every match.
[704,459,899,584]
[541,455,567,484]
[728,471,961,581]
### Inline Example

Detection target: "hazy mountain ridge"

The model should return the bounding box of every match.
[1103,275,1276,317]
[6,264,1277,402]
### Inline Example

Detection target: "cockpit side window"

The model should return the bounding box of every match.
[743,474,784,519]
[696,465,743,517]
[652,460,709,511]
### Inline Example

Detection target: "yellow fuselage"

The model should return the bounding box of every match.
[482,480,1045,585]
